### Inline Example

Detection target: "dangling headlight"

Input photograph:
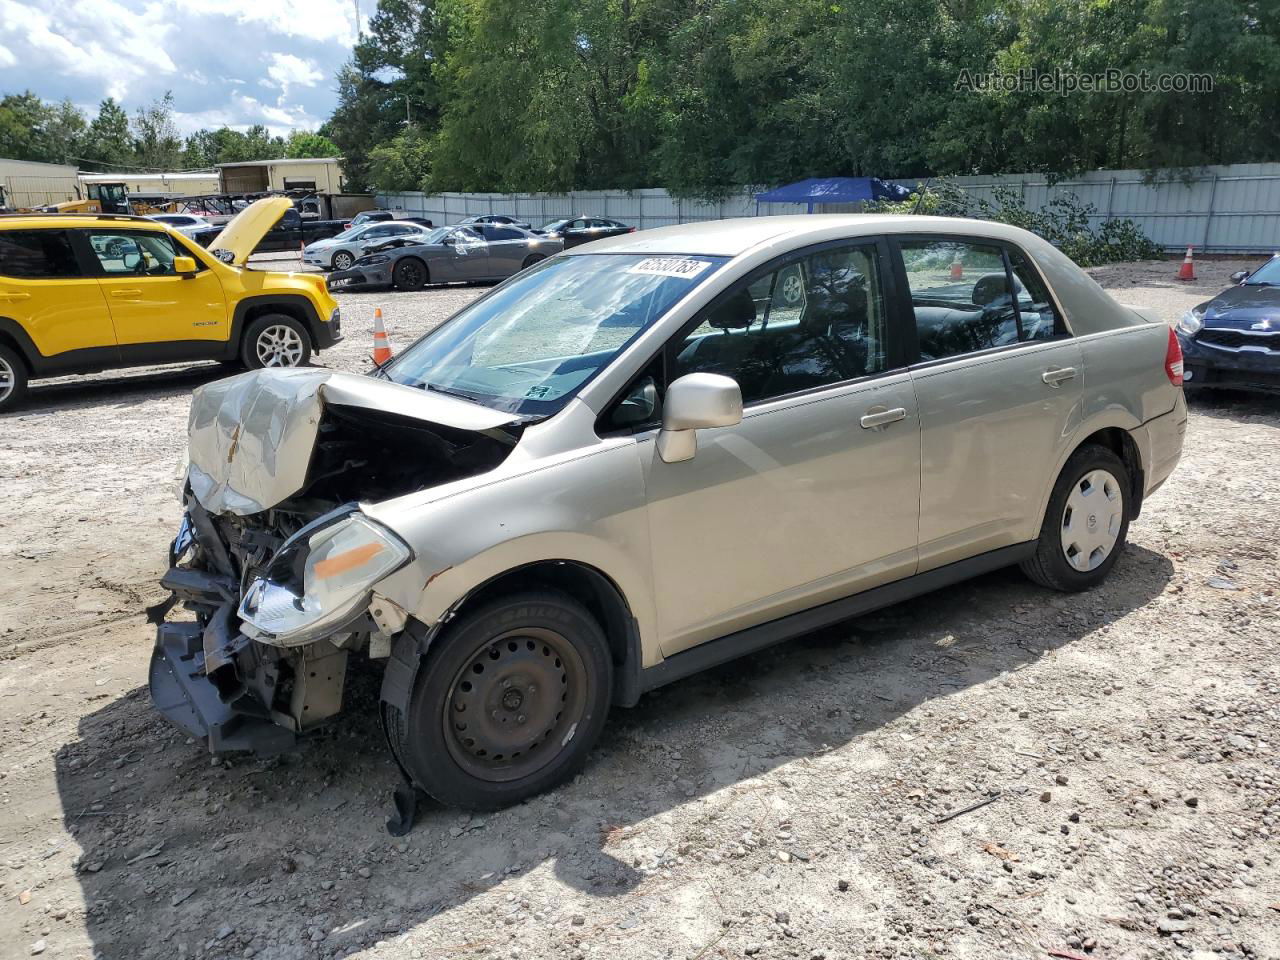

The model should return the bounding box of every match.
[239,512,411,646]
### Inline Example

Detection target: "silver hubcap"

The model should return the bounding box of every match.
[0,355,14,403]
[781,273,804,304]
[255,325,304,367]
[333,253,352,270]
[1061,468,1123,572]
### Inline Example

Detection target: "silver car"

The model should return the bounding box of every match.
[150,216,1186,813]
[326,223,563,291]
[303,221,434,271]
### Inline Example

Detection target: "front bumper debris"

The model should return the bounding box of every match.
[149,619,296,754]
[327,267,383,291]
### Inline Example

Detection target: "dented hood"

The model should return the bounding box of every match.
[186,368,519,515]
[206,196,292,266]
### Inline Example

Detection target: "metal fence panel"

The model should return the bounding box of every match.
[379,162,1280,253]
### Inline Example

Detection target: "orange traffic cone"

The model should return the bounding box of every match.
[950,257,964,280]
[1177,245,1196,281]
[372,308,393,365]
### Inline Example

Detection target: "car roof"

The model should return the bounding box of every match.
[0,213,169,230]
[565,214,1040,258]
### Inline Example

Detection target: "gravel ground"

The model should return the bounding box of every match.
[1,255,1277,960]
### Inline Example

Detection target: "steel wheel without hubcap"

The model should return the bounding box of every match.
[0,354,15,405]
[1060,468,1124,572]
[443,627,588,783]
[255,324,305,367]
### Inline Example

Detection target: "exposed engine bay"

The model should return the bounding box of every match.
[148,369,522,753]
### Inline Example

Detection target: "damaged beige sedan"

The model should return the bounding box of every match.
[150,215,1186,813]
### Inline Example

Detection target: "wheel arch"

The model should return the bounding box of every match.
[425,559,642,708]
[0,321,33,373]
[232,295,322,355]
[394,255,430,285]
[1033,416,1147,537]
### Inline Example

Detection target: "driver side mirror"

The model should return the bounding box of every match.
[173,255,197,276]
[656,373,742,464]
[1230,270,1250,284]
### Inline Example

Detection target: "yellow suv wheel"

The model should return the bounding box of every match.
[0,345,28,414]
[240,315,313,369]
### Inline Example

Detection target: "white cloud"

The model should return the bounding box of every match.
[266,53,323,97]
[0,0,352,135]
[215,0,357,46]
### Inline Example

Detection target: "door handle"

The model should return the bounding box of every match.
[860,406,908,429]
[1041,366,1077,386]
[110,289,143,298]
[0,291,30,301]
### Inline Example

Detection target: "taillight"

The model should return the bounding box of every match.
[628,226,637,232]
[1165,327,1184,386]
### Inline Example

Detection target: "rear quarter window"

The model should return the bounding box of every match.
[0,230,81,279]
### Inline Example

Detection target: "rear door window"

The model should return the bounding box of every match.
[1007,248,1066,340]
[897,239,1020,361]
[0,230,81,278]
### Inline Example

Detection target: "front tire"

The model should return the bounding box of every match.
[1020,444,1130,592]
[392,591,613,810]
[521,254,546,270]
[331,250,355,272]
[240,314,312,369]
[0,344,29,413]
[392,257,428,290]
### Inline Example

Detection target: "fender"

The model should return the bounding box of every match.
[229,294,328,358]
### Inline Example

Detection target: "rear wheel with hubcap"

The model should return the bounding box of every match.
[0,344,29,413]
[1021,444,1130,592]
[240,314,312,369]
[391,591,613,809]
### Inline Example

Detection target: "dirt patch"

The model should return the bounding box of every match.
[1,260,1277,960]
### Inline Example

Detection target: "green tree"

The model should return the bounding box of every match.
[284,130,340,158]
[132,92,182,169]
[83,98,135,169]
[0,91,55,162]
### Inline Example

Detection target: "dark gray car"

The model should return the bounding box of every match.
[327,224,563,291]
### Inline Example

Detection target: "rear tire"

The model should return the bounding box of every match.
[1020,444,1130,592]
[240,314,312,369]
[0,344,29,413]
[391,590,613,810]
[521,254,546,270]
[392,257,428,291]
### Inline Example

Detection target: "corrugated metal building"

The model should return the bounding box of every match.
[217,158,345,195]
[79,172,220,199]
[0,158,80,209]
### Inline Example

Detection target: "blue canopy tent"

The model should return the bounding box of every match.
[754,176,913,214]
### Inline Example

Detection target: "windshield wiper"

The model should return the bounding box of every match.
[414,380,481,403]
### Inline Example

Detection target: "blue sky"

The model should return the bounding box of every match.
[0,0,361,134]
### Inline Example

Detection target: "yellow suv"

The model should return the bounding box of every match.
[0,197,341,413]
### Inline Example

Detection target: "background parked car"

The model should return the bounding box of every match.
[190,207,346,256]
[536,216,635,248]
[303,221,436,271]
[458,214,533,230]
[327,223,562,291]
[146,213,212,239]
[1176,254,1280,394]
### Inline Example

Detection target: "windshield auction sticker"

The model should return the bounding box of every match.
[625,257,713,279]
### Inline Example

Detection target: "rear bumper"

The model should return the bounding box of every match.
[1178,332,1280,393]
[1135,390,1188,499]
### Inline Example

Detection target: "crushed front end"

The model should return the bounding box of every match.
[148,368,521,754]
